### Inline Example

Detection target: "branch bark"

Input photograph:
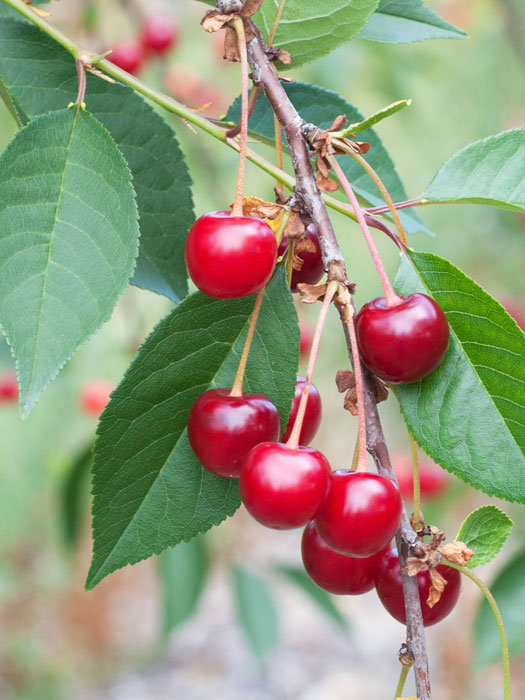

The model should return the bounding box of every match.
[246,23,432,700]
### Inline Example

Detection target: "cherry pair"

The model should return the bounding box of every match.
[108,17,178,75]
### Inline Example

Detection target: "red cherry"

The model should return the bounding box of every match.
[141,17,178,55]
[355,293,449,383]
[278,224,325,292]
[80,380,114,416]
[187,390,280,478]
[392,453,449,501]
[315,469,402,557]
[281,376,322,446]
[299,321,313,359]
[185,211,277,299]
[375,548,461,626]
[240,442,331,529]
[108,40,146,75]
[302,521,388,595]
[0,372,18,402]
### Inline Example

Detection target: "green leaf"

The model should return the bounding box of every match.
[423,129,525,212]
[359,0,467,43]
[0,19,193,301]
[457,506,513,569]
[394,252,525,504]
[340,98,411,136]
[474,550,525,668]
[277,565,348,630]
[158,536,209,636]
[232,565,279,659]
[226,82,429,235]
[61,442,93,550]
[87,268,299,590]
[0,109,139,416]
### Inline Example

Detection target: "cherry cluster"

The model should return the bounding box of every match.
[108,17,178,75]
[183,208,458,626]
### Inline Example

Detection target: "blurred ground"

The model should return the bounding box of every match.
[0,0,524,698]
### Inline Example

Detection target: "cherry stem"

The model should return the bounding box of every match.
[338,144,408,246]
[275,208,290,247]
[274,112,284,192]
[231,17,249,217]
[268,0,288,44]
[393,661,412,700]
[328,154,403,308]
[286,281,338,450]
[225,86,259,138]
[74,56,86,108]
[365,198,424,215]
[343,305,368,473]
[230,287,265,397]
[409,432,422,531]
[444,561,511,700]
[285,238,295,287]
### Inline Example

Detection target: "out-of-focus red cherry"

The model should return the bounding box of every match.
[299,321,313,359]
[141,17,178,55]
[108,40,146,75]
[392,453,450,501]
[0,372,18,403]
[80,380,114,416]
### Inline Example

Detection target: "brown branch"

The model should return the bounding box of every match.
[245,21,431,700]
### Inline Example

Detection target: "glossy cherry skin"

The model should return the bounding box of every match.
[315,469,402,557]
[185,211,278,299]
[278,224,325,293]
[302,521,388,595]
[187,390,280,478]
[108,41,146,74]
[80,380,114,416]
[240,442,331,529]
[0,372,18,402]
[141,17,178,54]
[392,452,449,501]
[281,376,322,446]
[375,548,461,626]
[355,293,449,383]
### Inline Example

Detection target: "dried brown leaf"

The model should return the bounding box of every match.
[297,282,328,304]
[292,253,304,272]
[427,567,447,608]
[439,541,474,567]
[343,388,358,416]
[239,0,264,17]
[336,370,355,392]
[295,238,316,255]
[201,11,234,32]
[283,211,305,239]
[224,26,240,61]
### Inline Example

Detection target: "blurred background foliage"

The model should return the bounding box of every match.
[0,0,524,698]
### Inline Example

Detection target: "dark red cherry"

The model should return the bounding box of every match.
[240,442,331,529]
[302,521,388,595]
[281,376,322,446]
[0,372,18,402]
[278,224,325,292]
[141,17,178,54]
[108,40,146,74]
[392,453,449,501]
[187,390,280,478]
[315,469,402,557]
[355,293,449,383]
[185,211,277,299]
[375,548,461,626]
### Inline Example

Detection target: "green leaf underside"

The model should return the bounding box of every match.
[232,565,279,658]
[394,252,525,504]
[474,550,525,668]
[359,0,467,43]
[277,565,347,630]
[0,19,193,301]
[158,535,209,635]
[61,442,94,550]
[226,82,429,235]
[87,269,299,590]
[0,109,139,416]
[423,129,525,212]
[457,506,513,569]
[253,0,379,70]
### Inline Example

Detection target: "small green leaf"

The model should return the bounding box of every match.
[0,19,193,301]
[423,129,525,212]
[474,550,525,668]
[0,109,139,416]
[158,536,209,636]
[340,99,411,137]
[226,82,429,235]
[61,442,94,550]
[359,0,467,43]
[232,565,279,659]
[394,252,525,504]
[87,268,299,590]
[457,506,513,569]
[277,565,348,630]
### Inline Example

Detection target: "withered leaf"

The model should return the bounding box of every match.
[336,370,355,393]
[439,541,474,567]
[201,11,234,33]
[295,238,316,255]
[239,0,264,18]
[343,388,358,416]
[297,282,328,304]
[427,566,447,608]
[292,253,304,272]
[283,211,305,239]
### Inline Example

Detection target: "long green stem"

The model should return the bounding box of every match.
[445,561,511,700]
[393,662,411,700]
[268,0,288,44]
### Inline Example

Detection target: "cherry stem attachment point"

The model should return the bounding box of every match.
[286,281,338,450]
[343,304,368,473]
[328,154,403,308]
[444,561,511,700]
[230,287,265,397]
[409,432,422,530]
[231,17,249,217]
